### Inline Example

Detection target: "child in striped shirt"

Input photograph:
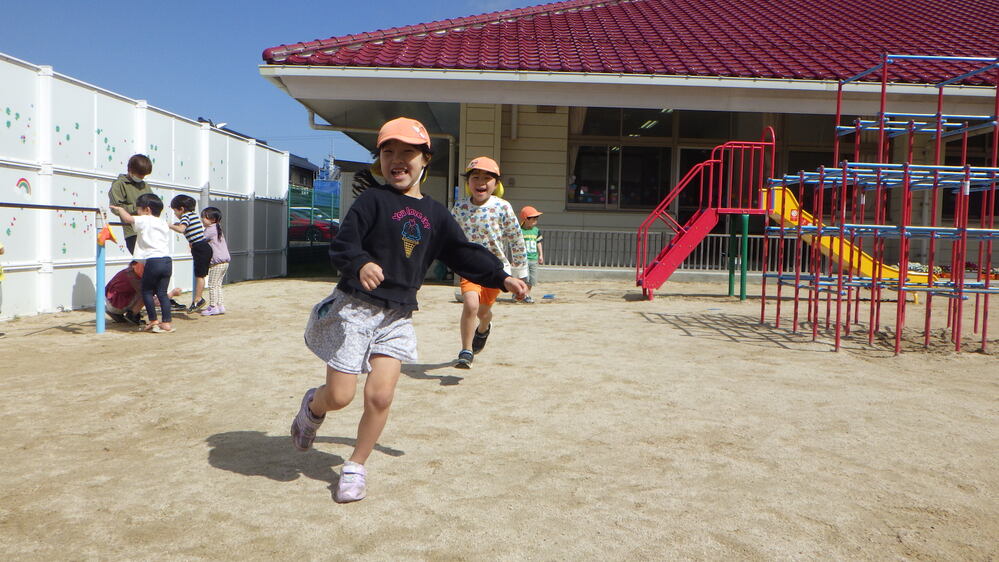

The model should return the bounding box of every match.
[169,194,212,312]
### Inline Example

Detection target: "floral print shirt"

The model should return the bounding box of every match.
[451,196,528,278]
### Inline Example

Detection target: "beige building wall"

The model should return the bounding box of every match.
[498,105,568,227]
[459,104,503,179]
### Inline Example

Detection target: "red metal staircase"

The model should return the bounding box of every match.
[636,128,776,300]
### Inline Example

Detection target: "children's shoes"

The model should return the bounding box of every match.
[471,323,491,354]
[188,298,207,313]
[290,388,324,451]
[335,461,367,503]
[455,349,474,369]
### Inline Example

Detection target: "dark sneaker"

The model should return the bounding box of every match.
[471,323,491,354]
[170,299,187,312]
[290,388,325,451]
[123,310,142,325]
[455,349,474,369]
[107,311,127,323]
[188,298,207,313]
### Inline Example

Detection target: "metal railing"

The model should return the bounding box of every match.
[543,229,812,272]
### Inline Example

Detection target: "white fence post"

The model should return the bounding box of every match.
[246,138,257,280]
[35,65,54,313]
[134,99,147,158]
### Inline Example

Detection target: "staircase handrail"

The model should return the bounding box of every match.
[636,159,718,282]
[707,126,777,211]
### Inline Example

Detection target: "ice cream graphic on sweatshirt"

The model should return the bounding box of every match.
[401,218,422,257]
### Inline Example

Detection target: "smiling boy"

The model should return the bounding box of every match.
[450,156,528,368]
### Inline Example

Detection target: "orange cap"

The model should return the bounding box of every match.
[519,206,543,222]
[465,156,501,177]
[376,117,431,149]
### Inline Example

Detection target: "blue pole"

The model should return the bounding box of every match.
[96,242,106,334]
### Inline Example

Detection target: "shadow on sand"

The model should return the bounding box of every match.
[205,431,404,486]
[402,361,464,386]
[638,310,879,352]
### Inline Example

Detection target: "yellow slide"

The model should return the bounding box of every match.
[766,186,932,284]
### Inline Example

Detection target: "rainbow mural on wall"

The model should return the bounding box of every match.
[16,177,31,195]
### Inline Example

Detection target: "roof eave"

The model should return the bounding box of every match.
[259,65,996,115]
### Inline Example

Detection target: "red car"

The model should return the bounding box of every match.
[288,207,339,242]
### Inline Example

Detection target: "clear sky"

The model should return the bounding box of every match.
[2,0,529,168]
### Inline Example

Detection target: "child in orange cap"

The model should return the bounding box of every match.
[450,156,528,368]
[519,205,544,303]
[290,118,528,503]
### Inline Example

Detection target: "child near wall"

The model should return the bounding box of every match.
[111,193,174,333]
[169,195,212,313]
[199,206,231,316]
[105,260,182,326]
[290,117,527,503]
[108,154,153,255]
[450,156,528,368]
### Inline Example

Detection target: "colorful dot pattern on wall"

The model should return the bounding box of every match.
[2,105,33,146]
[55,186,95,236]
[92,127,128,166]
[54,122,82,146]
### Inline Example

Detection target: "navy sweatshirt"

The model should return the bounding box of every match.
[330,185,510,311]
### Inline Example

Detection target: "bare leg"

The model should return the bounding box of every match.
[476,303,494,335]
[310,366,359,417]
[193,276,206,304]
[349,355,401,465]
[460,291,481,350]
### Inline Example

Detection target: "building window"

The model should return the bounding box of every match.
[568,145,612,206]
[567,107,773,211]
[568,145,672,210]
[620,146,670,209]
[569,107,675,210]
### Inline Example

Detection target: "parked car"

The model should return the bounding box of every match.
[288,207,339,242]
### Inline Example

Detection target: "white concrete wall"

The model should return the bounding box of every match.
[0,53,289,320]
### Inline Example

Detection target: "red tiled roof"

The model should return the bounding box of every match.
[262,0,999,85]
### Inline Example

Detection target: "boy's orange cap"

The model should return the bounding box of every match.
[519,205,543,221]
[465,156,501,176]
[377,117,431,149]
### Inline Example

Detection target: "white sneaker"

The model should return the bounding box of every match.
[335,461,367,503]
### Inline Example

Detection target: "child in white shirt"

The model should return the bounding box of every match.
[111,193,174,333]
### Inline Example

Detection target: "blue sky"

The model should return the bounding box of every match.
[3,0,529,168]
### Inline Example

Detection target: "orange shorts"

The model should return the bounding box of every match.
[459,278,501,305]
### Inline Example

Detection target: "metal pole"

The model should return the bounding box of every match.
[728,216,736,296]
[96,242,106,334]
[740,213,749,301]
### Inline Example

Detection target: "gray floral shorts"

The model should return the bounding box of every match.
[304,288,417,375]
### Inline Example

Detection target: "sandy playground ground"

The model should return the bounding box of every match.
[1,276,997,560]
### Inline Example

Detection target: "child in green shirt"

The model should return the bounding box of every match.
[519,206,544,304]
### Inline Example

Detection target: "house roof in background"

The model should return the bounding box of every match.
[262,0,999,85]
[289,154,319,172]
